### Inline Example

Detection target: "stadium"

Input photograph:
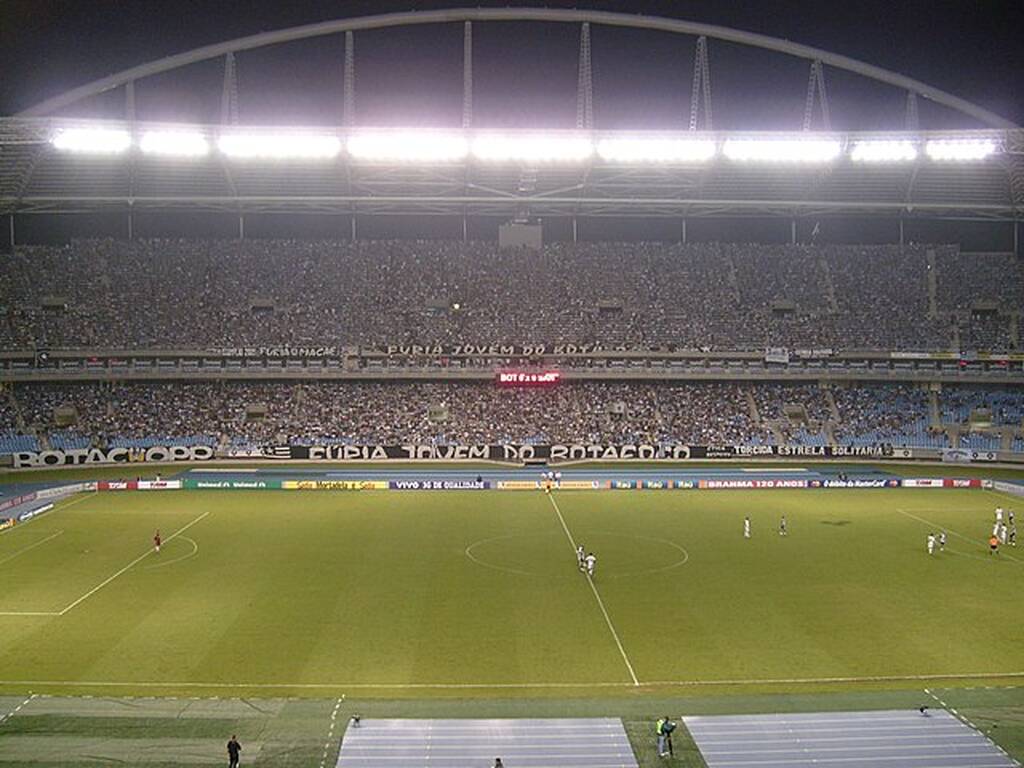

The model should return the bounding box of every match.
[0,4,1022,766]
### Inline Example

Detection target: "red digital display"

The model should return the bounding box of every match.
[497,371,562,386]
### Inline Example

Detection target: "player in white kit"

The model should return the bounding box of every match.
[743,517,751,538]
[584,552,596,577]
[927,533,935,555]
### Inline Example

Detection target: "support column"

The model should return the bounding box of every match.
[343,31,355,127]
[462,22,473,129]
[681,218,687,243]
[462,215,468,242]
[238,213,245,240]
[1014,220,1020,257]
[351,214,357,241]
[575,23,593,130]
[9,214,15,248]
[791,219,797,244]
[899,218,905,248]
[572,216,579,243]
[127,208,134,241]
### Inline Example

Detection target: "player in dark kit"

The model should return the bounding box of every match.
[227,735,241,767]
[153,530,161,553]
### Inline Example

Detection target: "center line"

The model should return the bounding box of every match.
[546,493,640,686]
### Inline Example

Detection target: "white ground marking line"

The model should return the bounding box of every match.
[0,530,65,568]
[319,697,344,768]
[58,510,210,616]
[895,508,1022,564]
[0,671,1022,691]
[0,692,36,726]
[547,493,639,687]
[0,491,95,539]
[925,688,1023,766]
[142,536,199,570]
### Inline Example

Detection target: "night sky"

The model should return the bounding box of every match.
[1,0,1021,129]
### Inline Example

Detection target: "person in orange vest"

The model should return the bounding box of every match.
[989,534,1000,556]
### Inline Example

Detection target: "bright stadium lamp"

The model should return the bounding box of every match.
[219,133,342,159]
[596,137,716,163]
[924,139,997,161]
[471,133,593,162]
[139,130,209,157]
[849,140,918,163]
[51,127,131,154]
[346,131,468,162]
[722,138,841,163]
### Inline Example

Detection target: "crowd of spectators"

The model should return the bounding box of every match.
[832,384,943,448]
[10,381,767,448]
[6,381,1021,452]
[1,238,1017,353]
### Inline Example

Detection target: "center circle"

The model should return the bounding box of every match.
[465,531,688,579]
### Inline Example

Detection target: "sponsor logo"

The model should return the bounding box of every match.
[820,479,901,488]
[390,480,489,490]
[18,504,53,522]
[0,519,15,531]
[698,479,809,489]
[282,480,387,490]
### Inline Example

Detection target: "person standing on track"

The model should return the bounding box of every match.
[656,717,666,757]
[153,530,161,554]
[227,735,241,767]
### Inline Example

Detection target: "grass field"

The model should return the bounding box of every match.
[0,486,1020,693]
[0,484,1021,764]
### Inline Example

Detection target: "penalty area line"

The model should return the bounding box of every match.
[895,508,1021,564]
[546,493,640,687]
[0,530,65,567]
[0,671,1022,691]
[0,491,96,539]
[58,510,211,616]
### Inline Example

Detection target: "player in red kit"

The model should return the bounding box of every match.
[154,530,161,553]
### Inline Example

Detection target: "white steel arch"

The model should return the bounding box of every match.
[15,7,1017,128]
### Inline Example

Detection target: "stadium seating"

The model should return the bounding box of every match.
[2,238,1014,353]
[4,380,1019,452]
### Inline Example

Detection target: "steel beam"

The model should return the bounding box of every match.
[16,8,1017,128]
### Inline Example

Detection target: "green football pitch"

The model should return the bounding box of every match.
[0,484,1022,766]
[0,486,1020,696]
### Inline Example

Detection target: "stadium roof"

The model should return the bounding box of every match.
[1,121,1021,221]
[1,8,1021,223]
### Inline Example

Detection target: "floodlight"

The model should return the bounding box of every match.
[849,140,918,163]
[722,138,841,163]
[139,130,209,157]
[219,133,342,159]
[925,139,997,161]
[596,137,716,163]
[346,132,467,162]
[471,134,593,162]
[51,128,131,154]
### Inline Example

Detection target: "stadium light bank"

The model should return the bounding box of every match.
[49,125,1001,164]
